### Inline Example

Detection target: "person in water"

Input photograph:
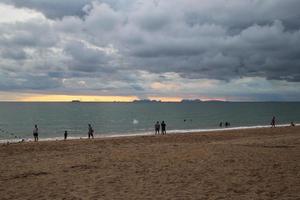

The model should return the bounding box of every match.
[155,121,160,135]
[291,122,295,127]
[64,130,68,140]
[33,124,39,142]
[219,122,223,127]
[161,121,166,135]
[271,116,276,128]
[88,124,94,139]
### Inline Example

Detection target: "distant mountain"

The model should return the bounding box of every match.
[133,99,161,103]
[180,99,202,103]
[206,100,226,102]
[181,99,226,103]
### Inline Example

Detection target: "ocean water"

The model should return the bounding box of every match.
[0,102,300,141]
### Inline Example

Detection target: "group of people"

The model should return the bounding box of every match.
[271,116,296,127]
[32,121,169,141]
[219,121,231,128]
[32,124,95,142]
[154,121,167,135]
[32,116,296,141]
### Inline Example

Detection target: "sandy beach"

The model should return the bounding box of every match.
[0,126,300,199]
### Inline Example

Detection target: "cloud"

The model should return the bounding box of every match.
[63,40,113,72]
[0,72,62,91]
[0,0,300,100]
[1,0,90,19]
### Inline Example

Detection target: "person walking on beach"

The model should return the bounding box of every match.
[271,116,276,128]
[64,130,68,140]
[33,124,39,142]
[155,121,160,135]
[161,121,166,135]
[88,124,94,139]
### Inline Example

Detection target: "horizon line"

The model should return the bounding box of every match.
[0,100,300,103]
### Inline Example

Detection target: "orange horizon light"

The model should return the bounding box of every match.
[18,95,138,102]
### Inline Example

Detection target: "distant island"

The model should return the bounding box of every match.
[132,99,226,103]
[181,99,226,103]
[180,99,202,103]
[71,100,81,103]
[133,99,162,103]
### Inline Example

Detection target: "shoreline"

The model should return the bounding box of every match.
[1,123,298,144]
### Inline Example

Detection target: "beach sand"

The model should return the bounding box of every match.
[0,127,300,199]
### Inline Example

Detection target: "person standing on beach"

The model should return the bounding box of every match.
[219,122,223,127]
[33,124,38,142]
[64,130,68,140]
[271,116,276,128]
[88,124,94,139]
[155,121,160,135]
[161,121,166,135]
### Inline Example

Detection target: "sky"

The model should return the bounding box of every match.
[0,0,300,102]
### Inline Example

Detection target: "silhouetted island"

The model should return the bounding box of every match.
[181,99,226,103]
[133,99,162,103]
[181,99,202,103]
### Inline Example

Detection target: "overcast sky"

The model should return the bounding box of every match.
[0,0,300,101]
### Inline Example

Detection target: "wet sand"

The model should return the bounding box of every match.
[0,126,300,199]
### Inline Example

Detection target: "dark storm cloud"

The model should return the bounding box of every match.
[1,49,27,60]
[1,0,90,18]
[2,0,138,19]
[0,72,62,91]
[63,41,111,72]
[127,20,300,82]
[1,0,300,100]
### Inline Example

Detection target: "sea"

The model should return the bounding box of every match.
[0,102,300,142]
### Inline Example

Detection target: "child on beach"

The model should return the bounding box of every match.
[33,125,38,142]
[88,124,94,139]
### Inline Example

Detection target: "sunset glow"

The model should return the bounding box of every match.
[16,94,185,102]
[19,95,138,102]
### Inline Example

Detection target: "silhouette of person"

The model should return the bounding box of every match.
[219,122,223,127]
[161,121,166,135]
[155,121,160,135]
[225,122,229,128]
[291,122,295,127]
[271,116,276,128]
[33,124,38,142]
[88,124,94,139]
[64,130,68,140]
